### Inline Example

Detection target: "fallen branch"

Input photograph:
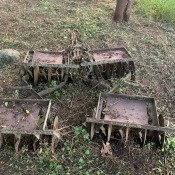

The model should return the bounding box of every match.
[38,75,68,97]
[109,73,131,93]
[85,78,111,92]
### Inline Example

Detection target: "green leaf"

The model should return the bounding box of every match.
[4,102,8,107]
[38,148,42,155]
[85,150,90,155]
[83,133,90,141]
[79,157,84,164]
[25,109,30,114]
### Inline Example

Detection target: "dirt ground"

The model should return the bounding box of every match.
[0,0,175,175]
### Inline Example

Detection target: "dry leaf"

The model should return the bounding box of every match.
[25,109,30,114]
[4,102,8,107]
[101,141,112,156]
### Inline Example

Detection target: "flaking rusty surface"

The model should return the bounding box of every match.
[0,102,40,131]
[91,49,130,62]
[32,51,63,64]
[104,96,149,125]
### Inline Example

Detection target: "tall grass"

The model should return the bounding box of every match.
[134,0,175,22]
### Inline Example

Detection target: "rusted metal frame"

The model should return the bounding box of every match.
[91,93,104,139]
[0,98,50,104]
[90,123,95,140]
[116,62,123,78]
[0,129,57,153]
[80,58,139,67]
[110,63,115,78]
[107,124,112,142]
[105,64,111,79]
[0,98,50,146]
[158,115,166,146]
[95,93,104,119]
[86,118,175,133]
[34,66,39,86]
[48,67,52,83]
[0,129,56,135]
[93,65,103,79]
[89,47,131,55]
[14,134,21,153]
[129,61,135,81]
[33,50,64,54]
[23,51,30,63]
[21,63,80,69]
[21,78,43,99]
[150,98,159,126]
[24,50,64,62]
[43,100,52,130]
[98,93,158,122]
[51,116,62,153]
[101,93,158,122]
[0,134,3,148]
[101,93,156,102]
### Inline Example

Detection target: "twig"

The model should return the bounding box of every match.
[56,125,72,131]
[57,99,71,109]
[87,79,111,92]
[38,76,68,97]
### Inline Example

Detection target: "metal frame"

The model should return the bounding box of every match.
[0,98,60,153]
[86,93,174,146]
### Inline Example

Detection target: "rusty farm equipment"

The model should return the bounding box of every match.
[0,98,60,153]
[86,93,175,147]
[22,47,138,86]
[1,34,174,153]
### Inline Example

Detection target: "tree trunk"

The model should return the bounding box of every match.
[114,0,133,22]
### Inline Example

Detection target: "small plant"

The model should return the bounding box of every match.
[54,91,61,98]
[146,142,154,150]
[74,126,90,141]
[50,80,58,87]
[40,0,49,9]
[4,101,9,107]
[165,137,175,152]
[117,86,126,94]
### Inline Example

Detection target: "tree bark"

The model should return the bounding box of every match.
[114,0,133,22]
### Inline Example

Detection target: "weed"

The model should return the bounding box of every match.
[165,137,175,152]
[40,0,49,9]
[73,126,90,141]
[146,142,154,150]
[117,86,126,94]
[54,91,61,97]
[50,80,58,87]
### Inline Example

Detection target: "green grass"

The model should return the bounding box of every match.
[0,126,121,175]
[134,0,175,22]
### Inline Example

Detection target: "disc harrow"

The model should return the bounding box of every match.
[0,98,60,153]
[1,35,174,154]
[21,46,138,86]
[86,93,175,147]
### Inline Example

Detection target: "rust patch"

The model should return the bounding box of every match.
[104,96,148,125]
[33,51,63,65]
[92,50,129,62]
[0,101,40,131]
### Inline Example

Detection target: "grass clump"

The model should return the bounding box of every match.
[134,0,175,22]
